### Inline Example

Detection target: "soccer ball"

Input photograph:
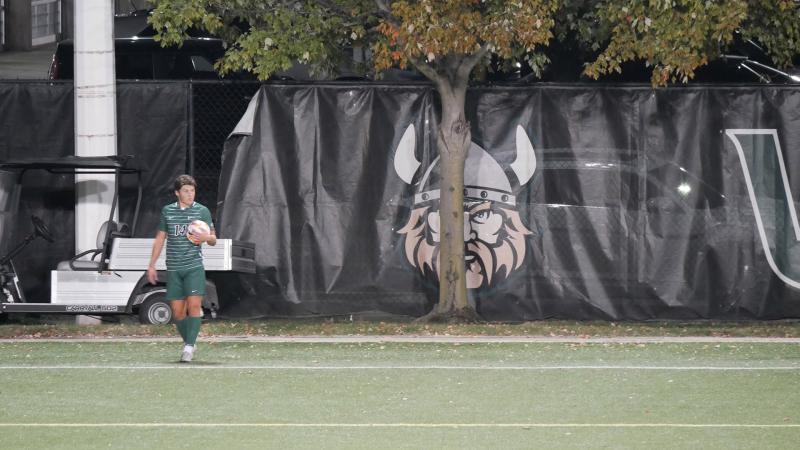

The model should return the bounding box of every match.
[187,219,210,243]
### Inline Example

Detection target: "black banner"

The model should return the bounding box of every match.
[3,81,800,320]
[218,84,800,320]
[0,81,187,302]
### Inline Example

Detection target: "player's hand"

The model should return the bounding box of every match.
[187,231,207,245]
[147,266,158,285]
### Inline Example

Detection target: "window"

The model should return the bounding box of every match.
[190,55,213,72]
[153,53,219,79]
[31,0,60,46]
[1,0,5,48]
[115,53,153,79]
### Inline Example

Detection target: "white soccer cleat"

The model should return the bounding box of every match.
[180,345,194,363]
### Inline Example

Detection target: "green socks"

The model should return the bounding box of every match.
[185,316,202,346]
[175,316,202,345]
[175,318,188,343]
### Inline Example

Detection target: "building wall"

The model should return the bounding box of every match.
[6,0,63,50]
[5,0,32,51]
[4,0,144,51]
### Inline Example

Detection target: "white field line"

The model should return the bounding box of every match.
[1,336,800,344]
[0,365,798,370]
[0,422,798,429]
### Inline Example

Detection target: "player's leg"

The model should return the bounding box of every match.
[184,294,203,344]
[180,267,206,362]
[180,296,202,362]
[166,270,189,345]
[170,300,188,320]
[171,299,189,343]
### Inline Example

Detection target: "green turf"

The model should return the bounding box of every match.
[2,318,800,338]
[0,341,798,449]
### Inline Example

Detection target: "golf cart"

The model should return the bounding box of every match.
[0,156,255,324]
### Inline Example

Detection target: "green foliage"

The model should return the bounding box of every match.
[583,0,800,85]
[372,0,558,73]
[148,0,378,79]
[148,0,560,82]
[584,0,747,85]
[148,0,800,86]
[739,0,800,69]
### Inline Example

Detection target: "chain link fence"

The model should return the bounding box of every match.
[188,81,262,213]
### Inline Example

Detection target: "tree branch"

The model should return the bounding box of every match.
[373,0,399,25]
[308,0,352,19]
[456,44,490,85]
[408,54,441,84]
[375,0,391,14]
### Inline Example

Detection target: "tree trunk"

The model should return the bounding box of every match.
[416,73,480,323]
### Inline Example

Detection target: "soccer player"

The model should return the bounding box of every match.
[147,175,216,362]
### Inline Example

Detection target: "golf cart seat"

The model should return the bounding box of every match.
[57,220,130,271]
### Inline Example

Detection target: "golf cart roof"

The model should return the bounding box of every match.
[0,155,140,173]
[0,155,144,236]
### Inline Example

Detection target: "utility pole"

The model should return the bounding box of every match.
[74,0,116,325]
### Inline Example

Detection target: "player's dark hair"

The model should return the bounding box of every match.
[174,174,197,191]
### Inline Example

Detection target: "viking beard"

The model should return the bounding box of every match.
[398,205,532,289]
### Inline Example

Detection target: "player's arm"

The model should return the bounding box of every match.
[147,230,167,284]
[202,207,216,246]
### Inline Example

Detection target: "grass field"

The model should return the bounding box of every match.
[0,338,798,449]
[2,319,800,338]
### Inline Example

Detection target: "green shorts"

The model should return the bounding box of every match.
[166,266,206,300]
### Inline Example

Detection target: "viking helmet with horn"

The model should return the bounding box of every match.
[393,124,537,204]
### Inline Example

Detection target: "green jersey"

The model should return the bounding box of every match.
[158,202,214,271]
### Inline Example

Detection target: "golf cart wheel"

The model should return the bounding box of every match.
[138,293,172,325]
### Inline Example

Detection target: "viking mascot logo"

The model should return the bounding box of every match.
[394,124,537,289]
